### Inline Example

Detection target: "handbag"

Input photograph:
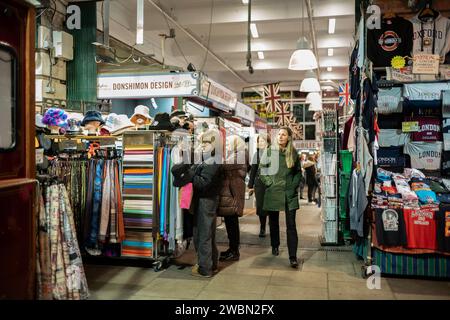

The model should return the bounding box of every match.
[179,182,193,210]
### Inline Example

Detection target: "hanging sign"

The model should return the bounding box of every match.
[200,76,237,111]
[97,72,199,99]
[235,101,255,123]
[412,54,440,75]
[293,140,322,150]
[402,121,419,133]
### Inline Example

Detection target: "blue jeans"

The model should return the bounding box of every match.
[87,159,104,248]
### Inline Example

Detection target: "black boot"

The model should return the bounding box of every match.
[219,249,240,261]
[272,247,279,256]
[289,257,299,268]
[259,226,266,238]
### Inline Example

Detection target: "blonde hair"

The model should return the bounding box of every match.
[278,127,297,169]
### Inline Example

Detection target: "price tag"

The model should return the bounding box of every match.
[36,148,44,165]
[412,54,440,75]
[402,121,419,132]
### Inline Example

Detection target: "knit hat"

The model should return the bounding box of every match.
[42,108,68,128]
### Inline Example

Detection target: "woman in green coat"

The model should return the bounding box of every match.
[259,126,302,268]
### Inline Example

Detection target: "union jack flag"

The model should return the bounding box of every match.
[288,120,303,140]
[264,82,282,113]
[274,103,292,126]
[338,82,354,107]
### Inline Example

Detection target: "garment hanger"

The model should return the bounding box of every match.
[418,1,438,20]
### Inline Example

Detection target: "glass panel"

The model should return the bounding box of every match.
[279,91,291,100]
[0,46,16,150]
[292,104,304,122]
[305,109,315,122]
[305,124,316,140]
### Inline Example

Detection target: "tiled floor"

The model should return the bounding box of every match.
[85,200,450,300]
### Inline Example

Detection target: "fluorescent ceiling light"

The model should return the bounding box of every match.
[136,0,144,45]
[328,18,336,34]
[328,48,334,56]
[300,70,321,92]
[288,37,318,70]
[250,23,259,38]
[327,67,332,72]
[258,51,264,60]
[242,0,249,3]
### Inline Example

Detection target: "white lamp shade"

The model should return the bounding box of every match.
[306,92,322,104]
[288,37,318,70]
[300,77,321,92]
[308,100,323,111]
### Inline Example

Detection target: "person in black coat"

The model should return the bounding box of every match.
[248,133,271,237]
[188,129,222,277]
[303,155,318,203]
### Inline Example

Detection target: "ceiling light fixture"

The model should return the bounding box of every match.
[328,48,334,56]
[328,18,336,34]
[288,0,318,70]
[300,70,321,92]
[258,51,264,60]
[327,66,332,72]
[250,23,259,38]
[307,92,323,111]
[136,0,144,45]
[305,92,321,104]
[242,0,249,4]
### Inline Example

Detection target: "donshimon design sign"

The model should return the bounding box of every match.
[97,72,199,99]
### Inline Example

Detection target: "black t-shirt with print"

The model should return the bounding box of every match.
[367,17,414,67]
[375,208,408,246]
[437,204,450,253]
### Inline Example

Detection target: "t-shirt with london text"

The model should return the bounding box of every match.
[410,117,442,142]
[403,208,438,250]
[404,141,442,171]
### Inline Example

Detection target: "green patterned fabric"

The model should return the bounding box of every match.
[372,248,450,278]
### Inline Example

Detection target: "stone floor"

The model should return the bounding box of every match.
[85,200,450,300]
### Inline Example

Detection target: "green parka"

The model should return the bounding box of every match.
[259,147,302,212]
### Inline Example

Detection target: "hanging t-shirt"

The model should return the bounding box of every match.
[377,146,405,167]
[378,129,410,147]
[443,90,450,118]
[404,141,442,171]
[375,208,407,246]
[441,151,450,177]
[436,204,450,253]
[377,113,404,130]
[349,43,360,101]
[410,117,442,142]
[442,118,450,151]
[410,14,450,63]
[368,17,414,67]
[403,208,437,250]
[403,83,450,101]
[377,87,403,114]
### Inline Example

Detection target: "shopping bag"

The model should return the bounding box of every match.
[180,183,193,210]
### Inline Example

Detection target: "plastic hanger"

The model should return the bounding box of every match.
[418,1,438,20]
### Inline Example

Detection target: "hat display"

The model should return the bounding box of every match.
[66,113,84,135]
[170,110,193,121]
[81,110,105,126]
[42,108,68,128]
[103,114,134,135]
[130,105,152,125]
[102,113,118,133]
[150,112,176,131]
[35,114,46,129]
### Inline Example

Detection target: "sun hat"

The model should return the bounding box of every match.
[130,105,152,124]
[111,114,135,135]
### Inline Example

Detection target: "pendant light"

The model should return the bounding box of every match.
[288,0,318,70]
[307,92,322,111]
[300,70,321,92]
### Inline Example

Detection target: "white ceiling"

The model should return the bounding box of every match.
[97,0,355,92]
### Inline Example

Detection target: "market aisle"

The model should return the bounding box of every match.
[85,201,450,300]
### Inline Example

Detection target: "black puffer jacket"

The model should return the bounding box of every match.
[217,163,247,217]
[190,157,222,214]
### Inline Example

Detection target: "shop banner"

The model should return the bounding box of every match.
[293,140,322,150]
[97,72,199,99]
[200,76,237,111]
[254,116,268,130]
[235,101,255,123]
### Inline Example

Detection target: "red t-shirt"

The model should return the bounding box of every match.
[403,208,437,250]
[411,117,442,142]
